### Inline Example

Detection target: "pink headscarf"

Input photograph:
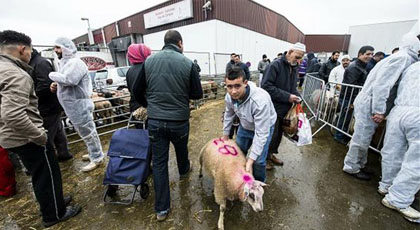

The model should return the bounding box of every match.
[127,44,152,64]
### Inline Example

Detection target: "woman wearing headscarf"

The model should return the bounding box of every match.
[126,44,152,124]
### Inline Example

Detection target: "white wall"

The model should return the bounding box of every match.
[143,19,294,76]
[348,20,417,57]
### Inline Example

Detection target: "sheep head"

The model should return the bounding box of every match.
[241,175,267,212]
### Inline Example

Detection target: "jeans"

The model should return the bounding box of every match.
[148,119,191,212]
[334,98,352,140]
[236,125,274,182]
[7,141,66,222]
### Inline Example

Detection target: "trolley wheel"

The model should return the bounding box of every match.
[106,185,118,198]
[140,183,150,199]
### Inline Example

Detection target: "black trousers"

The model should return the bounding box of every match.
[43,113,71,158]
[7,141,66,222]
[268,116,284,154]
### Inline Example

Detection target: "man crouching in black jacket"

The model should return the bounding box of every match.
[261,42,306,169]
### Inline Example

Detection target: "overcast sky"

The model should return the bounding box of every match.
[0,0,418,45]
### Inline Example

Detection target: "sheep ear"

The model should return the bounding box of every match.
[244,184,250,197]
[254,181,269,187]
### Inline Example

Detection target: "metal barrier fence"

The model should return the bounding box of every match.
[303,79,386,153]
[65,81,227,144]
[301,73,324,121]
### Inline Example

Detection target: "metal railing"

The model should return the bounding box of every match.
[303,80,386,153]
[301,73,324,121]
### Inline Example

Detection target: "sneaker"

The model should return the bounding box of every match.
[156,209,170,222]
[43,205,82,228]
[268,154,284,166]
[382,198,420,219]
[82,154,90,161]
[81,160,102,172]
[180,160,193,179]
[377,188,388,196]
[343,170,371,181]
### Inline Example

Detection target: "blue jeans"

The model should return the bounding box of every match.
[236,125,274,182]
[148,119,191,212]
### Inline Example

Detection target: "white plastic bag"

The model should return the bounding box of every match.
[296,109,312,146]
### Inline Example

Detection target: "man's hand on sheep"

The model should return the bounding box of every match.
[50,82,57,93]
[245,159,254,175]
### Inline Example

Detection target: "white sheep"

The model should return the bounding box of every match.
[199,137,267,230]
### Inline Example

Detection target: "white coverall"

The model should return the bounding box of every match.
[379,61,420,209]
[343,30,420,173]
[49,37,104,163]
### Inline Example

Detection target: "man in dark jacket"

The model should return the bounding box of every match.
[135,30,203,221]
[29,49,72,161]
[262,42,305,169]
[334,46,374,146]
[318,51,340,82]
[225,53,236,73]
[234,54,250,80]
[366,51,385,74]
[306,52,318,73]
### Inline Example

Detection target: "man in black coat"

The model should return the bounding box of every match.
[233,54,250,80]
[29,49,72,161]
[262,42,306,169]
[318,51,340,82]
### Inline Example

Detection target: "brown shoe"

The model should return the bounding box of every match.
[266,162,274,170]
[269,154,284,166]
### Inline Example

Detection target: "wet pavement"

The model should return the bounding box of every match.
[0,99,418,230]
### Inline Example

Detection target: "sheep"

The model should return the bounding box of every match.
[199,137,267,230]
[91,92,114,125]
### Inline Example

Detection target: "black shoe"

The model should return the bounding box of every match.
[344,171,371,181]
[43,205,82,228]
[57,155,73,162]
[64,195,72,206]
[361,166,374,175]
[180,160,193,179]
[334,138,348,145]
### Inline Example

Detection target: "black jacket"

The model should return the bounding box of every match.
[261,56,300,117]
[319,58,340,82]
[135,44,203,121]
[340,59,368,102]
[28,49,62,117]
[236,62,250,80]
[126,63,145,112]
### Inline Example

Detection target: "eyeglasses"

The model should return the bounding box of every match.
[226,84,243,90]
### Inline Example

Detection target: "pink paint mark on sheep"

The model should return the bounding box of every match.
[218,145,238,156]
[243,174,252,183]
[213,138,225,146]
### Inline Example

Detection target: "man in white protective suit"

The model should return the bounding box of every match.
[342,23,420,181]
[49,37,104,172]
[378,61,420,224]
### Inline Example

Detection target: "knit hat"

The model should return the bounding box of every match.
[290,42,306,52]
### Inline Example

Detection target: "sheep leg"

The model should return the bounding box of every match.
[217,199,226,230]
[199,152,203,178]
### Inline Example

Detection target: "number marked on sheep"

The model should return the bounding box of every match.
[213,138,238,156]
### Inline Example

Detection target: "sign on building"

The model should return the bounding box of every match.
[144,0,193,29]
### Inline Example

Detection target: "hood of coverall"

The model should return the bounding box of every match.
[399,21,420,60]
[54,37,77,60]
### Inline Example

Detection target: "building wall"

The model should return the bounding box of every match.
[305,34,351,53]
[74,0,304,46]
[143,19,293,75]
[348,20,417,57]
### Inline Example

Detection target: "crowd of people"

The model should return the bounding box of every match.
[0,24,419,228]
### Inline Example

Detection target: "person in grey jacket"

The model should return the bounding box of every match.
[257,54,269,87]
[222,67,277,182]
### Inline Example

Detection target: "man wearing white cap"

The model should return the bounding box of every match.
[261,42,305,169]
[328,55,351,84]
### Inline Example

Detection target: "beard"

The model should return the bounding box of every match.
[56,52,62,59]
